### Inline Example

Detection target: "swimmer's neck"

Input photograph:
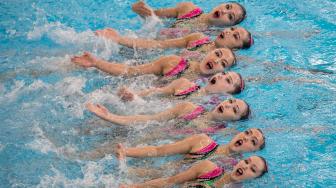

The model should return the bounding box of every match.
[189,60,202,73]
[198,14,211,25]
[215,144,235,156]
[214,173,234,187]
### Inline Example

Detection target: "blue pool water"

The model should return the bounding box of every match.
[0,0,335,187]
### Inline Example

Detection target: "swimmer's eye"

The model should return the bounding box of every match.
[225,4,230,9]
[215,50,222,57]
[233,107,238,114]
[219,106,224,113]
[245,159,249,164]
[221,60,226,68]
[220,32,225,39]
[252,139,257,146]
[230,27,235,31]
[245,130,249,135]
[233,33,239,40]
[226,78,231,84]
[228,14,233,21]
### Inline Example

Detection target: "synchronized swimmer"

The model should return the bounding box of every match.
[65,1,271,187]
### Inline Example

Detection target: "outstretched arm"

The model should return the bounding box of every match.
[86,102,196,126]
[120,134,209,158]
[71,52,179,76]
[117,78,194,102]
[95,28,203,49]
[132,1,198,18]
[137,78,193,97]
[120,160,216,188]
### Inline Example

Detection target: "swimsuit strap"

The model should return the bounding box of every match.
[181,106,205,121]
[196,167,225,188]
[187,37,212,51]
[185,142,219,161]
[178,7,203,19]
[188,37,211,49]
[198,167,223,180]
[165,58,189,77]
[174,84,200,97]
[190,141,218,155]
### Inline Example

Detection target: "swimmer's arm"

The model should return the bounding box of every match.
[96,29,203,49]
[132,1,197,18]
[137,78,191,97]
[124,160,211,188]
[124,134,208,158]
[154,2,198,18]
[117,32,203,49]
[87,102,195,126]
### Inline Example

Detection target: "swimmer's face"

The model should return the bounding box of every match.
[199,48,235,75]
[215,27,251,49]
[229,129,265,153]
[211,98,248,121]
[209,3,245,26]
[206,72,242,94]
[231,156,267,182]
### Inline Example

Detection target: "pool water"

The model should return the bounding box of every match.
[0,0,335,187]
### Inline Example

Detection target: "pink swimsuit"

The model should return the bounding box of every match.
[178,7,203,19]
[159,7,204,39]
[164,58,189,78]
[174,84,200,97]
[187,37,211,50]
[181,106,205,121]
[198,167,224,180]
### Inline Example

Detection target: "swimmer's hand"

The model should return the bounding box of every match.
[71,52,97,68]
[95,28,120,42]
[132,1,153,17]
[117,86,135,102]
[86,103,111,120]
[116,143,126,160]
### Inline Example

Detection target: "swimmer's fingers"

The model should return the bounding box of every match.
[132,1,152,17]
[96,104,109,114]
[95,28,120,42]
[86,103,109,118]
[70,54,95,68]
[116,143,126,160]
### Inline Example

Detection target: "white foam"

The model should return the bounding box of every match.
[55,76,86,96]
[37,163,119,188]
[27,123,78,156]
[0,143,5,152]
[27,55,74,73]
[27,22,119,59]
[53,76,87,118]
[27,123,58,154]
[2,80,25,102]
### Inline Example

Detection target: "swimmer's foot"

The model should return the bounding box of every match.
[117,86,135,102]
[116,143,126,160]
[71,52,97,68]
[95,28,120,42]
